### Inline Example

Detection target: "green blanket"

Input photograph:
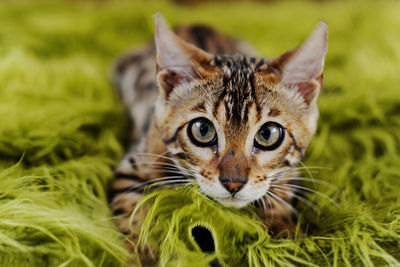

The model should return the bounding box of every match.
[0,0,399,266]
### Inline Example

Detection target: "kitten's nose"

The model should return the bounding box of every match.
[220,177,247,194]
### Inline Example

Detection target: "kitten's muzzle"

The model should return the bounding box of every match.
[217,150,249,195]
[219,177,248,195]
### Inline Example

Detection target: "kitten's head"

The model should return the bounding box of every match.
[153,14,328,208]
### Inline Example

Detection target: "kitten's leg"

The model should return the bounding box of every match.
[110,151,160,265]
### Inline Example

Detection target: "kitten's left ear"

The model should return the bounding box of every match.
[154,13,214,99]
[277,22,328,105]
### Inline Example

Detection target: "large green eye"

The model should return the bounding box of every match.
[187,118,217,147]
[254,122,284,150]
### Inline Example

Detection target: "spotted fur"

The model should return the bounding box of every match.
[110,14,328,261]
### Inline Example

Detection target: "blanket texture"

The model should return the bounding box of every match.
[0,0,399,266]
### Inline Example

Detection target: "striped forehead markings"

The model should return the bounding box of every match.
[212,54,264,123]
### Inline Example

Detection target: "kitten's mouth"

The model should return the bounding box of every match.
[195,178,255,208]
[214,196,250,208]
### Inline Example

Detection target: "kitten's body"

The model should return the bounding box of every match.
[110,15,327,261]
[110,24,265,244]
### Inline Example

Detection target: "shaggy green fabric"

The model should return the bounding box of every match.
[1,0,400,266]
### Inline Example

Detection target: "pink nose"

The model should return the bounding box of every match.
[220,177,247,194]
[222,182,244,193]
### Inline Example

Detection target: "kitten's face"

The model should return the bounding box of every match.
[153,15,327,207]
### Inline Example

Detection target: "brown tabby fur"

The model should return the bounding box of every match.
[110,14,328,264]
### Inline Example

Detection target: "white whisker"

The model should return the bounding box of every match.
[133,152,178,163]
[134,161,180,169]
[298,160,317,187]
[141,150,169,168]
[265,195,273,214]
[187,60,213,99]
[271,187,321,215]
[132,152,199,179]
[260,197,267,213]
[271,184,338,206]
[125,176,185,192]
[148,179,195,186]
[292,166,328,171]
[267,191,300,217]
[271,177,337,189]
[139,169,192,176]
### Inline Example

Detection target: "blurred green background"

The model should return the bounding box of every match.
[0,0,399,266]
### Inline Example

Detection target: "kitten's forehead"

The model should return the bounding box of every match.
[211,55,263,124]
[209,54,306,122]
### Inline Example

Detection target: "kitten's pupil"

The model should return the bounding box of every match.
[199,124,209,136]
[260,127,271,140]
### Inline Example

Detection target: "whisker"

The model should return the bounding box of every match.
[267,166,330,182]
[298,160,327,187]
[143,165,195,177]
[133,152,178,163]
[134,160,179,169]
[129,151,171,170]
[124,176,185,192]
[136,152,198,172]
[139,169,192,176]
[132,153,198,176]
[271,177,338,189]
[137,166,181,172]
[187,61,214,99]
[271,187,321,215]
[141,169,192,180]
[139,180,195,192]
[183,69,209,97]
[268,170,331,184]
[171,163,197,174]
[133,161,188,173]
[148,179,195,186]
[265,195,273,214]
[268,169,295,180]
[260,197,267,213]
[154,183,194,191]
[267,191,300,218]
[292,166,328,171]
[133,180,194,193]
[147,151,170,168]
[271,184,338,206]
[130,163,191,174]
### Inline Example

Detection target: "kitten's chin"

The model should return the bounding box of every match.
[214,197,250,208]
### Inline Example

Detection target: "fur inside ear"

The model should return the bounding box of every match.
[279,22,328,104]
[153,13,213,98]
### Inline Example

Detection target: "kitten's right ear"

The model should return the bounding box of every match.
[273,22,328,105]
[154,13,214,99]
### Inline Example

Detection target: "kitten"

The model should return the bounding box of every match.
[110,13,328,254]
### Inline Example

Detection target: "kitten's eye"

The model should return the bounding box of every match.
[254,122,284,150]
[187,118,217,147]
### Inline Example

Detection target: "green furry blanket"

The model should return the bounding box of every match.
[1,0,399,266]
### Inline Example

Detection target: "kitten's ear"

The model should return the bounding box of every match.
[277,22,328,105]
[154,13,213,98]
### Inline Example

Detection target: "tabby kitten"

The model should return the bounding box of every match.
[110,13,328,249]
